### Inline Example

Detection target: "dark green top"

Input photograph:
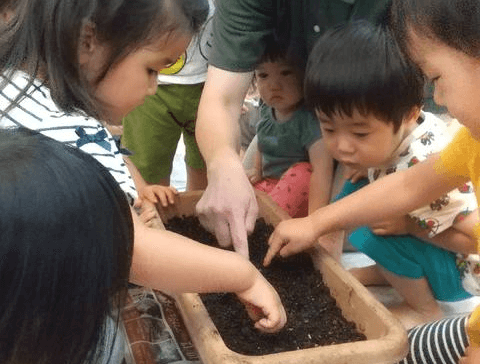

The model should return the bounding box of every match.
[257,103,321,179]
[210,0,391,72]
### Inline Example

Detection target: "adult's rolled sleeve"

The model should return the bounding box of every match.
[209,0,275,71]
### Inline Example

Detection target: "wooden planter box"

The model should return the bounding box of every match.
[161,191,408,364]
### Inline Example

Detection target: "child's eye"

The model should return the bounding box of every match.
[280,70,293,76]
[162,62,175,69]
[354,133,369,138]
[148,68,158,76]
[257,73,268,79]
[429,76,440,84]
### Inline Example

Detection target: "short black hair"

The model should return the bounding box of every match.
[305,20,424,132]
[257,35,291,65]
[255,35,304,86]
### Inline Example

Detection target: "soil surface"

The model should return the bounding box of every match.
[164,215,366,356]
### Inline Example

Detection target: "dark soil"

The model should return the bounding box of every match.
[164,215,366,356]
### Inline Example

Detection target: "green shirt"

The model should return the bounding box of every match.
[257,103,321,179]
[210,0,391,71]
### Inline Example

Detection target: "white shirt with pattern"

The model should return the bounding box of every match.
[368,111,477,237]
[0,72,137,201]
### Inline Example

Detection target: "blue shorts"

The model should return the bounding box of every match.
[334,179,471,302]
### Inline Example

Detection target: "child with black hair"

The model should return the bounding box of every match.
[0,127,133,364]
[0,0,286,339]
[245,40,334,219]
[262,0,480,357]
[265,20,480,328]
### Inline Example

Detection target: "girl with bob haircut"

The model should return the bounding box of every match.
[0,127,133,364]
[0,0,286,345]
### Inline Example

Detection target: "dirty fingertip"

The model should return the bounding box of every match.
[256,318,273,330]
[263,253,273,267]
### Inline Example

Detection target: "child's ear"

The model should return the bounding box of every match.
[78,23,103,68]
[404,106,422,128]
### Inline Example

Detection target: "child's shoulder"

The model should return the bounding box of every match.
[409,111,451,149]
[417,111,448,132]
[290,104,317,123]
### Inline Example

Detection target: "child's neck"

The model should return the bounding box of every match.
[273,105,299,123]
[382,119,419,166]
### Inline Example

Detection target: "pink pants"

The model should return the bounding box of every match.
[254,162,312,218]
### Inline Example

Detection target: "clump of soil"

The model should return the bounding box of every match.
[164,215,366,356]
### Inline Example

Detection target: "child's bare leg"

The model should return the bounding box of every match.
[349,264,390,286]
[379,267,444,329]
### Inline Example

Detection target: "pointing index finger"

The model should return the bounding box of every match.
[263,233,285,266]
[230,211,250,259]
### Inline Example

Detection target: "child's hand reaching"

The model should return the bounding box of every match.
[235,270,287,333]
[139,184,178,207]
[263,216,317,266]
[344,165,368,183]
[369,215,416,236]
[133,199,164,229]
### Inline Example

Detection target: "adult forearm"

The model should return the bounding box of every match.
[196,66,253,166]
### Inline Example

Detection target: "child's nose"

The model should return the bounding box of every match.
[336,137,354,154]
[268,80,281,91]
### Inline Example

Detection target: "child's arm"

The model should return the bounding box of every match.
[426,226,477,254]
[264,154,468,266]
[343,165,369,184]
[369,213,477,254]
[308,140,334,213]
[307,140,341,260]
[129,213,286,333]
[124,155,148,193]
[123,156,165,228]
[123,155,178,207]
[140,185,178,207]
[423,210,478,254]
[245,144,263,185]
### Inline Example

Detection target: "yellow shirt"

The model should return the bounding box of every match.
[439,127,480,209]
[439,126,480,346]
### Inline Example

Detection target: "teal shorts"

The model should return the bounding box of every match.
[121,83,205,183]
[334,179,471,302]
